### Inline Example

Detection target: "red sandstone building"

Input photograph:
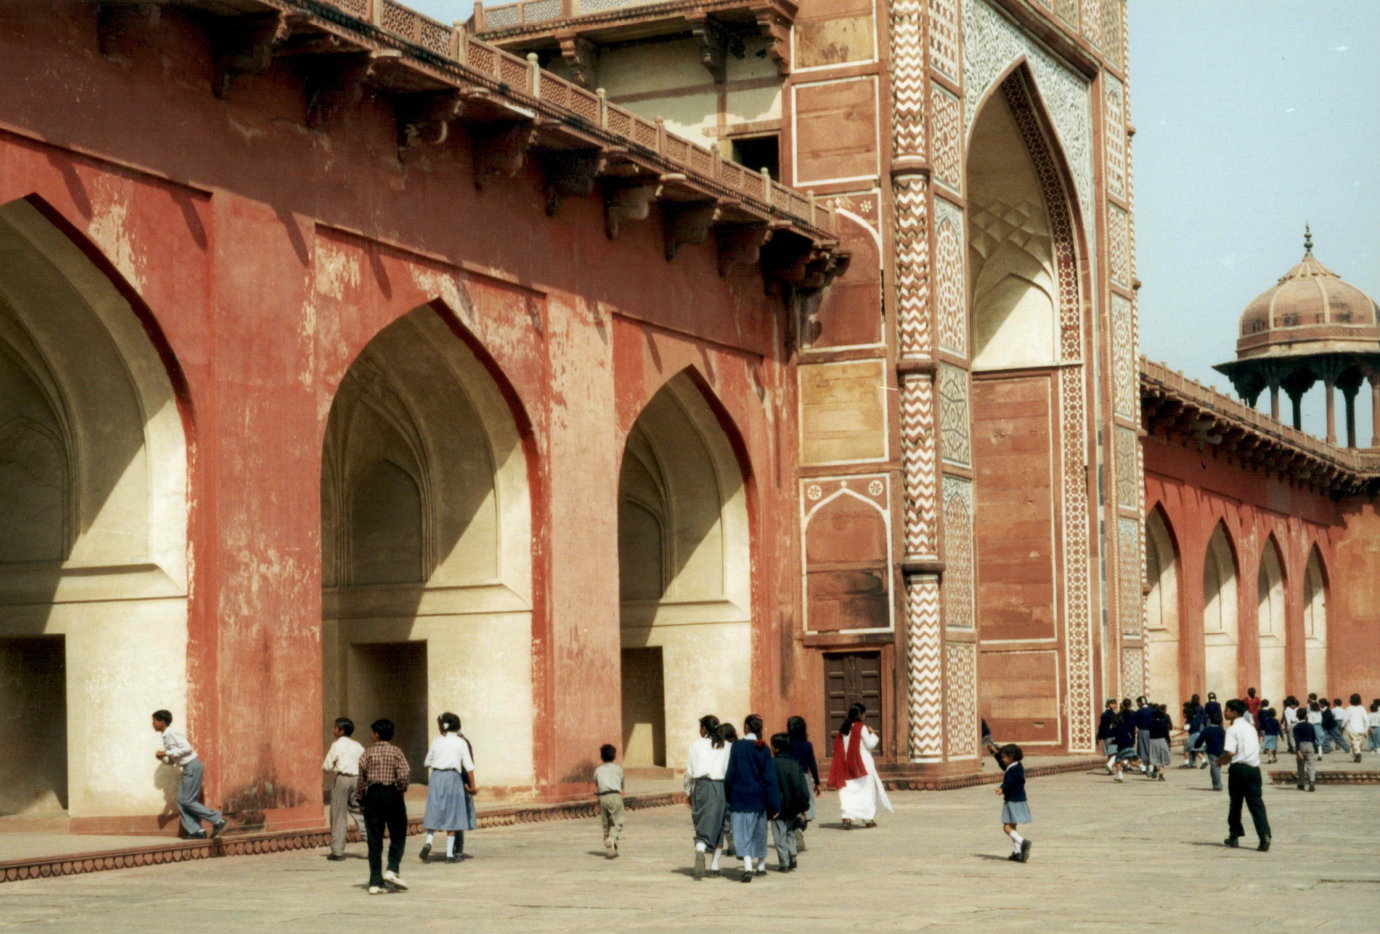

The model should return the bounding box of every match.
[0,0,1375,837]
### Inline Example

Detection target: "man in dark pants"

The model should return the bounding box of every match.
[357,718,411,894]
[1218,698,1271,852]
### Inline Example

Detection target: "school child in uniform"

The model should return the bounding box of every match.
[1193,717,1227,791]
[1110,711,1140,782]
[718,723,738,857]
[1292,714,1317,792]
[995,744,1031,862]
[769,733,810,873]
[723,714,780,883]
[1260,708,1282,764]
[594,743,625,859]
[786,716,819,852]
[1146,705,1173,780]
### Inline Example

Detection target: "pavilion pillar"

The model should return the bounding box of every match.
[1288,391,1303,431]
[1323,375,1336,444]
[1343,385,1357,448]
[1268,381,1280,421]
[1371,373,1380,448]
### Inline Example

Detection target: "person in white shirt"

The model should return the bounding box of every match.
[1218,698,1270,852]
[322,716,366,860]
[418,712,477,864]
[684,714,732,880]
[152,709,227,840]
[1367,701,1380,755]
[1342,694,1369,764]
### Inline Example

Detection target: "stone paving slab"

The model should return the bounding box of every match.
[1,764,1376,933]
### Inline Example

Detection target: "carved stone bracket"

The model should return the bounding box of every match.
[396,91,466,155]
[715,223,770,278]
[662,201,719,261]
[604,184,657,240]
[211,12,290,99]
[537,148,607,216]
[96,2,161,61]
[686,14,732,84]
[303,51,383,129]
[557,32,599,89]
[762,231,846,294]
[471,121,539,191]
[753,9,791,76]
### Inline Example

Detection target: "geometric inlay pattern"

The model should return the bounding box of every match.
[896,177,931,357]
[965,0,1094,224]
[932,81,963,193]
[1108,204,1130,288]
[935,197,966,357]
[1114,426,1137,508]
[939,362,971,466]
[905,573,944,760]
[1121,645,1145,700]
[929,0,961,82]
[1081,0,1102,47]
[891,0,926,158]
[1118,516,1143,640]
[945,641,978,758]
[1100,0,1124,69]
[1056,0,1078,26]
[1103,72,1126,201]
[901,373,938,559]
[1111,294,1135,419]
[941,475,974,630]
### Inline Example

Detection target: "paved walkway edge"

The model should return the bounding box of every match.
[0,791,685,885]
[880,757,1103,791]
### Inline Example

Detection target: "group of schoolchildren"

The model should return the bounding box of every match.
[1096,688,1380,795]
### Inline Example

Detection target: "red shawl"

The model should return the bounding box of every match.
[827,722,868,789]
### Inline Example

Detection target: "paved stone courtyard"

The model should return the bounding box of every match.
[3,764,1377,933]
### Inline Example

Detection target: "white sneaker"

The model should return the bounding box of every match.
[1114,772,1124,783]
[368,885,383,895]
[383,870,408,890]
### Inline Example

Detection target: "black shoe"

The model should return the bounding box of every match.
[1007,853,1021,861]
[445,855,461,864]
[211,819,228,839]
[1308,784,1315,792]
[1296,784,1304,790]
[1257,837,1271,852]
[418,842,432,862]
[1224,836,1239,848]
[789,857,798,870]
[326,854,347,861]
[1019,839,1032,862]
[778,866,791,873]
[185,832,208,840]
[740,873,752,883]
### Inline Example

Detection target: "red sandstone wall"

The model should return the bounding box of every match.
[0,4,802,826]
[1143,437,1360,702]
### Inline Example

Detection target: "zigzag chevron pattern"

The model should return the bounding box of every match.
[890,0,925,158]
[901,374,937,558]
[905,574,944,759]
[894,177,929,356]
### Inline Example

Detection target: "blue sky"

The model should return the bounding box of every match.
[406,0,1379,440]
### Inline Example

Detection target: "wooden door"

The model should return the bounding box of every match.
[823,651,883,742]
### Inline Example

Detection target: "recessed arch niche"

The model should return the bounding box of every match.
[1302,548,1328,696]
[1256,538,1286,703]
[0,196,188,820]
[321,304,532,787]
[617,371,751,769]
[1144,508,1180,707]
[1202,522,1239,698]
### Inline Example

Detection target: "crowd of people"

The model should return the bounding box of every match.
[147,687,1374,890]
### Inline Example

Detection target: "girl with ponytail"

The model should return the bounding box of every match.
[683,714,731,879]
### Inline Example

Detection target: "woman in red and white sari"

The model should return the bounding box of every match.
[827,703,893,828]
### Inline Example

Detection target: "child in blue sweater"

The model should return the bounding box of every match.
[995,743,1031,862]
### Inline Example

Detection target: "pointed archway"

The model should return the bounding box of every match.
[1202,522,1240,699]
[965,66,1090,751]
[1302,547,1328,696]
[1144,507,1181,706]
[321,304,533,788]
[1256,537,1286,703]
[617,370,751,769]
[0,196,189,820]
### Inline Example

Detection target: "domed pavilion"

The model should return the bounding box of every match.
[1214,226,1380,447]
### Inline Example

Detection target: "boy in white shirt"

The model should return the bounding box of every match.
[152,709,227,840]
[1219,698,1270,852]
[322,717,366,860]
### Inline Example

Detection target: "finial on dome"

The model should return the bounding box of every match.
[1304,222,1313,254]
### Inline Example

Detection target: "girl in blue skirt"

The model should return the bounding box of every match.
[995,743,1031,862]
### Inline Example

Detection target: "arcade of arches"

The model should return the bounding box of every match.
[3,0,1380,837]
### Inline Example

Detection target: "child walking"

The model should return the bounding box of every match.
[594,743,625,858]
[769,733,810,873]
[995,743,1031,862]
[723,714,779,882]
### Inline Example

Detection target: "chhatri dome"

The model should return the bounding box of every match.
[1215,225,1380,448]
[1235,225,1380,359]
